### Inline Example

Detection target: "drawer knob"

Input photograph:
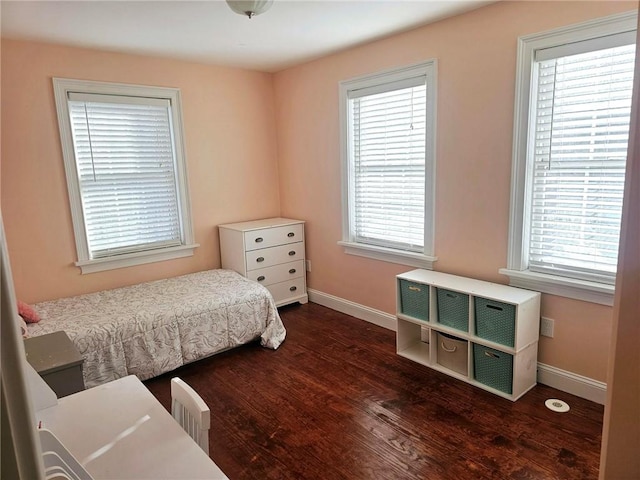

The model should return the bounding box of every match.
[289,268,296,274]
[256,257,265,263]
[289,286,297,292]
[287,232,295,237]
[408,286,421,292]
[288,251,296,256]
[257,276,265,281]
[255,237,264,243]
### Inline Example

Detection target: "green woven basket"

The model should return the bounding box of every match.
[475,298,516,347]
[473,344,513,394]
[399,280,429,321]
[436,288,469,332]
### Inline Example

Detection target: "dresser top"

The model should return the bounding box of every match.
[218,217,304,231]
[24,331,84,374]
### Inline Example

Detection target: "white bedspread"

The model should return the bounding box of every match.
[28,269,286,388]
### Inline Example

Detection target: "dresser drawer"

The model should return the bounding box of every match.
[266,277,306,303]
[245,242,304,271]
[244,224,304,251]
[247,260,304,286]
[41,365,85,398]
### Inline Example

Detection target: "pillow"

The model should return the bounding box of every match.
[17,300,40,323]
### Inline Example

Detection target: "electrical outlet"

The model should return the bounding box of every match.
[305,259,311,272]
[540,317,555,338]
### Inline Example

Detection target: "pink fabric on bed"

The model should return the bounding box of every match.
[18,300,40,323]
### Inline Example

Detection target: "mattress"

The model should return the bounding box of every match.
[28,269,286,388]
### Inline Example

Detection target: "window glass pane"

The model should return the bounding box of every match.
[69,100,182,258]
[350,83,426,252]
[529,43,635,282]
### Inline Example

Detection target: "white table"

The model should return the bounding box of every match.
[37,375,228,479]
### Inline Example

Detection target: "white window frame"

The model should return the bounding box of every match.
[501,11,637,306]
[53,78,198,274]
[338,61,437,269]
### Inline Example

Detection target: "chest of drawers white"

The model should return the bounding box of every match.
[219,217,308,307]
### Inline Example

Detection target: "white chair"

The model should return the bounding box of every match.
[39,428,94,480]
[170,377,210,454]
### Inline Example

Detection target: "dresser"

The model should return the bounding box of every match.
[219,217,308,307]
[24,331,85,397]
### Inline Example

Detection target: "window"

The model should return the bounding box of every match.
[502,12,637,305]
[338,61,437,268]
[53,78,197,274]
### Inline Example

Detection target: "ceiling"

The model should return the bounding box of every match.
[0,0,493,72]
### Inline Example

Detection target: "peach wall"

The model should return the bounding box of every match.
[274,0,637,381]
[1,39,281,302]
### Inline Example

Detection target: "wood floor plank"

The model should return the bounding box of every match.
[144,302,604,479]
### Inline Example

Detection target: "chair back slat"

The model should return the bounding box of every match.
[170,377,210,454]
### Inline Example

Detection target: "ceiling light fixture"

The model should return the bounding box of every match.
[225,0,274,19]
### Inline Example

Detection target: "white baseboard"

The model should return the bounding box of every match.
[307,288,396,331]
[537,363,607,405]
[307,288,607,405]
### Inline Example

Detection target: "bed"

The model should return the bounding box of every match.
[27,269,286,389]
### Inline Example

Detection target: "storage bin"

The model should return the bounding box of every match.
[436,288,469,332]
[437,332,468,376]
[473,344,513,394]
[475,298,516,347]
[420,326,430,343]
[399,280,429,321]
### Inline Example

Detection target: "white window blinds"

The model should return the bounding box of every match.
[348,78,427,252]
[68,93,182,259]
[529,42,635,283]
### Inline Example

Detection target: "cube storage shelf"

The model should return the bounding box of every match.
[396,269,541,401]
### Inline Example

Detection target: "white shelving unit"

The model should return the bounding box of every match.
[396,269,541,401]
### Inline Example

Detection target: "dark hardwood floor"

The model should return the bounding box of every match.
[144,302,604,480]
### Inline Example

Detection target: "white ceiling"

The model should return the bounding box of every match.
[0,0,493,72]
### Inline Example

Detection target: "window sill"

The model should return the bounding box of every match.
[498,268,615,306]
[338,241,437,269]
[76,244,199,274]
